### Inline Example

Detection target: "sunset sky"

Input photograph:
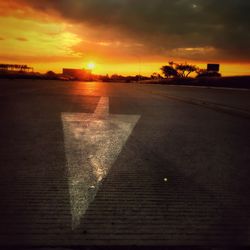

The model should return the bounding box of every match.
[0,0,249,76]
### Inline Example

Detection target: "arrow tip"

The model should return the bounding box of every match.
[94,97,109,116]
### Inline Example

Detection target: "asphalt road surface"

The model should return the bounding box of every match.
[0,79,250,249]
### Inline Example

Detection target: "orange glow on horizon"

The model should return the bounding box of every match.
[0,4,249,77]
[17,61,250,77]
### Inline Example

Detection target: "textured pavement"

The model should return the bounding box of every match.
[0,80,250,248]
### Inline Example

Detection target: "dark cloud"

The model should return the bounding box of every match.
[21,0,250,62]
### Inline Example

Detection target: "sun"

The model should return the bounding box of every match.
[86,62,96,70]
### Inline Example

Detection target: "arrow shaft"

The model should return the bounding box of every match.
[94,97,109,116]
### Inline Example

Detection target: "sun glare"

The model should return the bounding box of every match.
[86,62,96,70]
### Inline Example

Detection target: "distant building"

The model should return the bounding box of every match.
[0,64,33,73]
[62,68,92,80]
[207,64,220,73]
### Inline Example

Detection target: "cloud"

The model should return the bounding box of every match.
[5,0,250,62]
[16,37,28,41]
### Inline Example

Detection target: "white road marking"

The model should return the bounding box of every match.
[61,97,140,229]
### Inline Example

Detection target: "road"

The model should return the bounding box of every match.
[0,79,250,248]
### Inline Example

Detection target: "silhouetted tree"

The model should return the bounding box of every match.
[46,70,56,76]
[151,72,163,79]
[111,74,125,81]
[175,64,197,78]
[99,74,110,82]
[161,62,198,78]
[45,70,57,79]
[161,65,178,78]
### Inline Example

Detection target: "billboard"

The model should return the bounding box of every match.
[207,64,220,72]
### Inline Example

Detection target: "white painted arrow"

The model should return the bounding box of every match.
[61,97,140,229]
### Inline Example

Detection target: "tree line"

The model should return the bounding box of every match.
[159,61,221,79]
